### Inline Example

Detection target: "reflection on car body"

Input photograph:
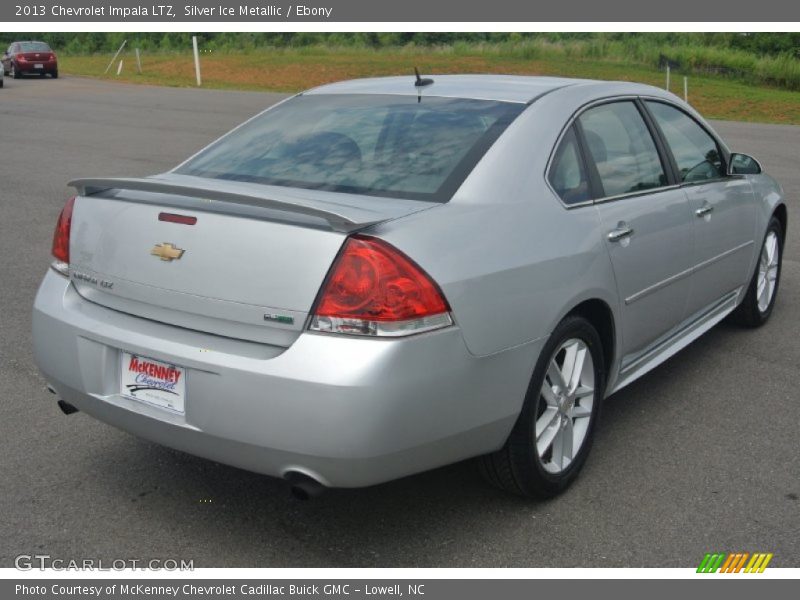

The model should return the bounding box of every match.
[33,75,786,498]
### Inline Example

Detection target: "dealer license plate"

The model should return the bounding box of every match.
[120,352,186,413]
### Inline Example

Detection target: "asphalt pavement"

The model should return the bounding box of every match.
[0,76,798,568]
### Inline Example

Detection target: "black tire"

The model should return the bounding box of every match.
[52,70,58,79]
[479,315,606,499]
[731,216,783,328]
[0,79,3,88]
[12,64,21,79]
[39,71,46,77]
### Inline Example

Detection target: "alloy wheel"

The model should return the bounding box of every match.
[535,338,595,474]
[757,231,780,313]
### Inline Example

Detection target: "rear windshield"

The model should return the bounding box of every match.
[19,42,51,52]
[176,94,524,202]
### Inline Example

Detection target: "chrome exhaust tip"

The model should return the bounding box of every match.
[284,471,326,500]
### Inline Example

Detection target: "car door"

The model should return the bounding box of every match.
[577,100,696,359]
[645,101,757,316]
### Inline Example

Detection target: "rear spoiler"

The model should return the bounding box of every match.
[68,177,384,232]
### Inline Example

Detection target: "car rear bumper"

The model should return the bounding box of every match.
[33,269,540,487]
[16,60,57,74]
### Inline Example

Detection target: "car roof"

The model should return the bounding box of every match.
[305,74,661,104]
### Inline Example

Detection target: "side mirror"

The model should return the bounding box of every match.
[728,152,762,175]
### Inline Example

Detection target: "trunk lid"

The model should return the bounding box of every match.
[68,174,436,346]
[21,52,52,62]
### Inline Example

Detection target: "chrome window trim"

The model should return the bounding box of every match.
[544,94,734,210]
[680,176,743,188]
[592,184,683,205]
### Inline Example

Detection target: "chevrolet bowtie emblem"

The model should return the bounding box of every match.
[151,243,185,262]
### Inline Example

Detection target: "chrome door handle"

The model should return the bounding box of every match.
[695,205,714,217]
[607,226,634,242]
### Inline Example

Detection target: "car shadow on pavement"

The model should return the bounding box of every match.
[76,307,790,567]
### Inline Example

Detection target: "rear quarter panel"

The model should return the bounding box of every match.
[371,86,623,360]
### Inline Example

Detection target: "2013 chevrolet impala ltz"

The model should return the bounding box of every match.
[33,75,786,498]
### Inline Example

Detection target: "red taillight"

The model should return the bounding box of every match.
[51,196,75,267]
[310,235,452,337]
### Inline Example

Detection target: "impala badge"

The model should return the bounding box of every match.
[151,243,185,262]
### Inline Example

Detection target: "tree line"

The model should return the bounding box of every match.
[1,32,799,58]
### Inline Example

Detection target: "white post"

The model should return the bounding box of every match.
[116,60,123,76]
[683,76,688,102]
[192,36,202,86]
[135,48,142,74]
[104,39,127,75]
[666,65,670,91]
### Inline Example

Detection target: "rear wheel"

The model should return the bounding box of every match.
[52,70,58,79]
[479,315,605,498]
[732,216,783,327]
[12,63,21,79]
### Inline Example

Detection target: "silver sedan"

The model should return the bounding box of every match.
[33,75,786,498]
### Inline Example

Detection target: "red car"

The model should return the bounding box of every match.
[2,41,58,79]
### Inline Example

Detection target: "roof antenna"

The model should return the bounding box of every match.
[414,67,433,103]
[414,67,434,88]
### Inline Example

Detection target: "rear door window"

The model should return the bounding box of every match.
[549,126,591,205]
[645,101,725,183]
[578,101,668,198]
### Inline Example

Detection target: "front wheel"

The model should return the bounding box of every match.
[732,216,783,327]
[479,315,606,498]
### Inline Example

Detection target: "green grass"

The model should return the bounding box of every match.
[60,44,800,125]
